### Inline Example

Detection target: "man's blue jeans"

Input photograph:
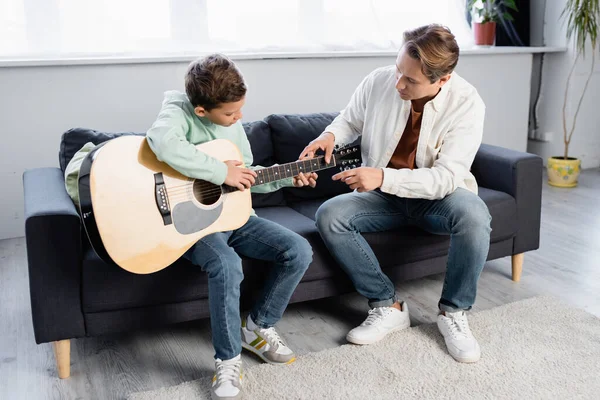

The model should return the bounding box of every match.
[315,188,491,312]
[184,216,312,360]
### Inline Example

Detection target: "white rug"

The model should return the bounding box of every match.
[129,296,600,400]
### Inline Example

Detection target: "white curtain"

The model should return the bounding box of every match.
[0,0,474,59]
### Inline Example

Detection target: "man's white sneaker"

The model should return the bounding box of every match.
[437,310,481,363]
[346,302,410,345]
[212,355,243,400]
[241,318,296,365]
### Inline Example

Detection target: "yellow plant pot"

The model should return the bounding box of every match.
[547,157,581,188]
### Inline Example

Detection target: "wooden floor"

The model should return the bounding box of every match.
[1,170,599,400]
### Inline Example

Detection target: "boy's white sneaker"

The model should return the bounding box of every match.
[437,310,481,363]
[346,302,410,345]
[211,354,243,400]
[241,318,296,365]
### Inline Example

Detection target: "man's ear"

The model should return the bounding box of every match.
[438,74,452,88]
[194,106,206,117]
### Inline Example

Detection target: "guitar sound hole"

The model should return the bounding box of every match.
[192,180,222,206]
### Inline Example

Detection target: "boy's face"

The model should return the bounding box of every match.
[194,97,245,127]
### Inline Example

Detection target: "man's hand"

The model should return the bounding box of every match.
[293,172,318,188]
[298,132,336,164]
[223,160,257,191]
[333,167,383,192]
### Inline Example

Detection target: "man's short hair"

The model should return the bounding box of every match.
[403,24,460,83]
[185,53,247,111]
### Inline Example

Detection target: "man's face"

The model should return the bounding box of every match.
[195,97,245,127]
[394,47,449,102]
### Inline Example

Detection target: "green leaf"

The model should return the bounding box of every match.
[561,0,600,56]
[504,12,515,22]
[504,0,519,12]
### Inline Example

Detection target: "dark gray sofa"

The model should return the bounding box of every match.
[22,112,543,378]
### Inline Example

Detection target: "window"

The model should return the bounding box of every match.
[0,0,473,60]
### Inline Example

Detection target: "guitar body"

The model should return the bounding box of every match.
[78,136,251,274]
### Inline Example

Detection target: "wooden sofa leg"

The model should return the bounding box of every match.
[53,340,71,379]
[511,253,524,282]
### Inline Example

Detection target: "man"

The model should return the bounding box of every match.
[299,24,491,363]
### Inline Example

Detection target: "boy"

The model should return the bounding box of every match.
[66,54,317,400]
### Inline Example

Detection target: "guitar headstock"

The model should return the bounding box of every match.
[332,144,361,171]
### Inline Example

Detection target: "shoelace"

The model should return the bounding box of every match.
[259,327,286,349]
[445,312,472,340]
[215,358,241,385]
[362,307,394,326]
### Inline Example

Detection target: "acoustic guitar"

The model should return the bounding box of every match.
[78,135,359,274]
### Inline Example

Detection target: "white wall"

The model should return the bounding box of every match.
[0,52,533,239]
[527,0,600,168]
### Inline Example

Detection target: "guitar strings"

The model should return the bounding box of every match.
[165,156,346,193]
[162,154,342,190]
[161,152,358,199]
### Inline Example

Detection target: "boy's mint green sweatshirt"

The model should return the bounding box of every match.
[64,91,293,210]
[146,91,293,195]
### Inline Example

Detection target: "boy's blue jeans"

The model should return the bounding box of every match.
[184,216,312,361]
[315,188,492,312]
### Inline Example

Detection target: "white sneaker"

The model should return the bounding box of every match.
[346,302,410,345]
[437,310,481,363]
[241,319,296,365]
[211,355,243,400]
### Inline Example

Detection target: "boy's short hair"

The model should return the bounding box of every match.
[402,24,459,83]
[185,54,247,111]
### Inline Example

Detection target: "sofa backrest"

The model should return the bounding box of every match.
[57,112,357,208]
[59,128,143,172]
[265,113,358,203]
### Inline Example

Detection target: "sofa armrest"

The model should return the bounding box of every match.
[471,144,543,254]
[23,167,86,343]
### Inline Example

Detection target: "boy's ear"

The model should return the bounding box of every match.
[194,106,207,117]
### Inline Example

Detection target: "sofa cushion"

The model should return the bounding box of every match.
[80,185,518,312]
[266,113,360,202]
[82,243,208,313]
[253,207,343,282]
[287,187,518,243]
[81,207,339,313]
[477,187,518,242]
[244,120,286,207]
[59,128,143,172]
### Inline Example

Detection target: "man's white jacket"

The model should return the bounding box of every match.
[325,65,486,200]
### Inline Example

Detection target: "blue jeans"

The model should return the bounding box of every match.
[315,188,491,312]
[184,216,312,360]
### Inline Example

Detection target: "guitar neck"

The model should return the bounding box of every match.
[253,156,335,186]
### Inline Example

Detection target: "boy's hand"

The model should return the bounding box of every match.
[224,160,257,191]
[298,132,336,164]
[293,172,318,188]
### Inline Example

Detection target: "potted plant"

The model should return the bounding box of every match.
[547,0,599,188]
[468,0,519,46]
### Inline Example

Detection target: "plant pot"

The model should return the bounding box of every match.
[547,156,581,188]
[473,22,496,46]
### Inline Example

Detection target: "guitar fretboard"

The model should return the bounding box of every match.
[254,156,334,186]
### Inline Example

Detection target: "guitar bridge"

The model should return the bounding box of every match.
[154,173,172,225]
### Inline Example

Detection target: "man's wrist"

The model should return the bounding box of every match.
[322,131,336,142]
